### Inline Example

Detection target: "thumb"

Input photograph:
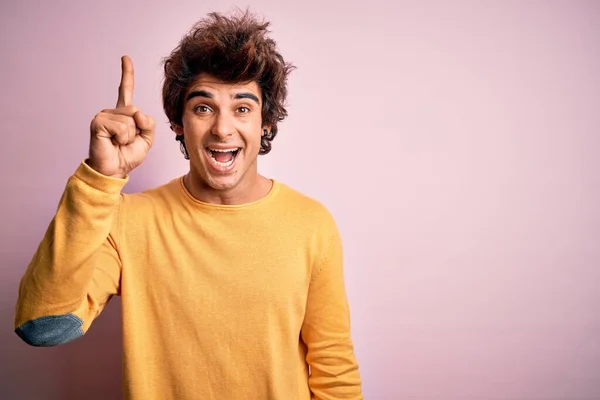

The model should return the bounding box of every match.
[133,111,155,132]
[133,112,155,150]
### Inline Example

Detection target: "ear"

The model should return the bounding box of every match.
[171,124,184,136]
[261,124,272,135]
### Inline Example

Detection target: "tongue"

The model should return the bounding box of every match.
[213,151,233,163]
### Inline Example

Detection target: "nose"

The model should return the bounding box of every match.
[211,111,235,139]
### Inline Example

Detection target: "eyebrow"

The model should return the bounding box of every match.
[186,90,260,104]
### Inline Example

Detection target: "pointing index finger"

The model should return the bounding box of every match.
[117,55,134,107]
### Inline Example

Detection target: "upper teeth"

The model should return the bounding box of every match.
[210,148,238,152]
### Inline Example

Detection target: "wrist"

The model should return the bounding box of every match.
[84,159,127,180]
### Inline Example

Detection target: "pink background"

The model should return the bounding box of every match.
[1,1,599,399]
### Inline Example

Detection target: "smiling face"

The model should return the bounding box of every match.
[174,73,269,203]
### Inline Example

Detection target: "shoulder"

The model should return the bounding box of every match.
[120,176,183,212]
[274,182,345,271]
[274,181,339,234]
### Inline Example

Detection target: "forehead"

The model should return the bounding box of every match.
[187,73,261,98]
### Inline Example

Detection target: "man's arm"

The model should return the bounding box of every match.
[14,161,126,346]
[302,227,363,399]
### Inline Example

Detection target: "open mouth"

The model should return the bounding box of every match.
[206,147,241,168]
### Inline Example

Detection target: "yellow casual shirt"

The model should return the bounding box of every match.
[15,161,363,400]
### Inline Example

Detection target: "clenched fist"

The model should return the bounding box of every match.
[88,56,155,178]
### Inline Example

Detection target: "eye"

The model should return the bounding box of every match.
[194,105,212,113]
[237,106,250,114]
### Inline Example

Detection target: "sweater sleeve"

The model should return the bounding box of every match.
[301,228,363,399]
[14,160,128,347]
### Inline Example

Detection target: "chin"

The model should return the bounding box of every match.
[203,174,242,191]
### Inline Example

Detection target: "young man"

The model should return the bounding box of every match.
[14,10,362,400]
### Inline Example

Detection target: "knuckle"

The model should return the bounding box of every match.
[126,118,136,129]
[117,122,128,133]
[90,116,102,129]
[115,105,137,116]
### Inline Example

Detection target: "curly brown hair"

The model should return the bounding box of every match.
[161,9,295,157]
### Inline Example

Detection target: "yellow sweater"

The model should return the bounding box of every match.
[14,161,362,400]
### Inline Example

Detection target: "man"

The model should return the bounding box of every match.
[14,10,362,400]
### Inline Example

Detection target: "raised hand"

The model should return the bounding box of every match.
[88,55,155,178]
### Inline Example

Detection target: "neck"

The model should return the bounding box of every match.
[184,170,273,206]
